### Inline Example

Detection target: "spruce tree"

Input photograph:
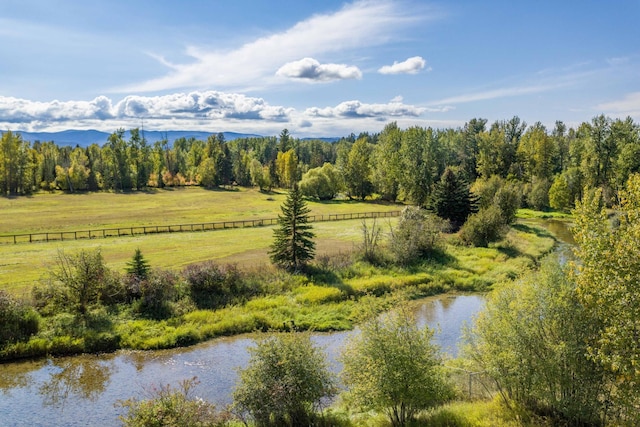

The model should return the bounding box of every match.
[269,184,315,271]
[430,167,477,230]
[126,248,150,280]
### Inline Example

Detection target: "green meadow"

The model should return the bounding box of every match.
[0,187,400,295]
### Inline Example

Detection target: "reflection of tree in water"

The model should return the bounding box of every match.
[39,355,114,407]
[0,360,41,395]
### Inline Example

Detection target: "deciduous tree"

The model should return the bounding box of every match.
[233,332,335,427]
[341,303,451,427]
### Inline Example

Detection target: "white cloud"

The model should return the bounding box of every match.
[378,56,426,75]
[117,0,422,92]
[597,92,640,118]
[0,91,293,126]
[276,58,362,82]
[305,99,425,119]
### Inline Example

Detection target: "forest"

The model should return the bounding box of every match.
[1,114,638,213]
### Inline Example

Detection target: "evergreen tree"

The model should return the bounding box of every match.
[430,167,476,229]
[269,184,315,271]
[126,248,150,280]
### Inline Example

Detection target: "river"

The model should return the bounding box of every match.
[0,295,484,427]
[0,218,572,427]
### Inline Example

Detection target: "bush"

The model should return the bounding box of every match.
[183,261,245,309]
[458,205,506,247]
[341,303,453,427]
[233,332,336,427]
[389,206,447,265]
[465,258,609,425]
[0,290,40,347]
[135,269,179,319]
[118,377,230,427]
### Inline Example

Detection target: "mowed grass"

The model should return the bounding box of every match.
[0,186,400,234]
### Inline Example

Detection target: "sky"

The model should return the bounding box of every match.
[0,0,639,138]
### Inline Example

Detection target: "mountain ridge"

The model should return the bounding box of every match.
[8,130,340,147]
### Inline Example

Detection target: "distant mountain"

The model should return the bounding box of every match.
[12,130,263,147]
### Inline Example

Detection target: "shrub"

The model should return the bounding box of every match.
[118,377,230,427]
[389,206,447,265]
[0,290,40,347]
[341,303,453,426]
[183,261,245,309]
[233,332,336,427]
[135,269,179,319]
[458,205,506,247]
[466,258,609,425]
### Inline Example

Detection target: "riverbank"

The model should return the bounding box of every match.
[0,219,556,361]
[0,295,487,427]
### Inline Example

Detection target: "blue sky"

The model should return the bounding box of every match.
[0,0,638,137]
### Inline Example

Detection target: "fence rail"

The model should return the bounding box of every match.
[0,210,401,245]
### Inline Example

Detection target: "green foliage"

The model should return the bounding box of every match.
[182,261,247,309]
[0,290,39,347]
[572,175,640,419]
[342,137,374,200]
[126,248,151,280]
[548,174,571,211]
[233,332,336,427]
[299,163,343,200]
[466,257,610,425]
[372,122,403,202]
[458,205,506,247]
[341,303,452,427]
[389,206,447,265]
[525,177,550,210]
[492,182,521,224]
[430,167,476,229]
[119,377,229,427]
[269,185,316,271]
[135,269,179,319]
[45,249,111,323]
[399,126,443,206]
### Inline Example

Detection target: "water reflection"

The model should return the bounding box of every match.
[0,295,484,426]
[39,355,114,407]
[0,360,39,396]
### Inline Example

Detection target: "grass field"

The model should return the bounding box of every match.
[0,188,402,295]
[0,187,399,234]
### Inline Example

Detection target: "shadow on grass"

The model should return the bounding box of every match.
[304,264,355,295]
[511,223,556,240]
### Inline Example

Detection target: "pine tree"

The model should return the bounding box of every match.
[126,248,150,280]
[430,167,477,230]
[269,184,315,271]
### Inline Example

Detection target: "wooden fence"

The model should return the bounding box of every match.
[0,210,401,245]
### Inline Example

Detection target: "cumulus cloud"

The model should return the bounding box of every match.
[118,0,422,92]
[305,99,425,119]
[0,91,293,125]
[276,58,362,82]
[378,56,427,75]
[0,96,115,123]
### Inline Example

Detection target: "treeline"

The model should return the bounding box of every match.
[2,114,639,210]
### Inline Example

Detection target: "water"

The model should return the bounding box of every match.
[0,295,484,427]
